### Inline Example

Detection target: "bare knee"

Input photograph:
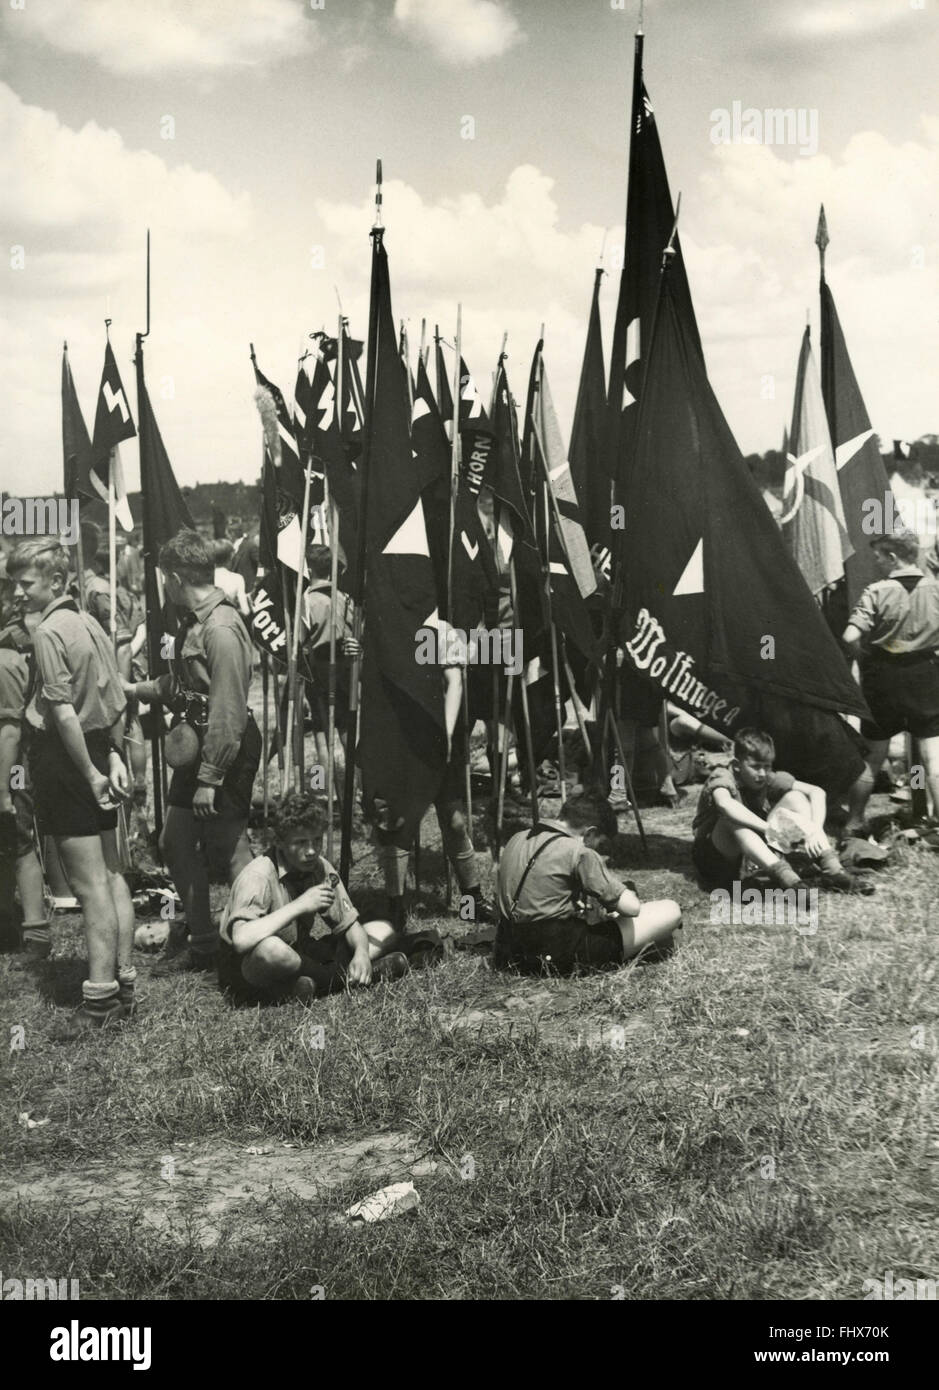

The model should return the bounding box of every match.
[241,935,300,985]
[363,918,397,955]
[776,789,812,817]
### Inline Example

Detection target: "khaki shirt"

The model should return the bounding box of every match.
[138,587,252,787]
[0,646,28,725]
[848,567,939,655]
[496,820,626,924]
[27,596,126,734]
[219,851,359,950]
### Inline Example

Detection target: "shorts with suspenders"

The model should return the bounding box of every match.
[494,833,624,976]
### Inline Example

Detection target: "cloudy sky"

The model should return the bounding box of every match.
[2,0,937,498]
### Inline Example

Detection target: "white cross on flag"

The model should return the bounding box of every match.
[90,340,136,531]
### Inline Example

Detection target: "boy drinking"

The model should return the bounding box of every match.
[218,792,412,1004]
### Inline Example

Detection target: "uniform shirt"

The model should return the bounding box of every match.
[0,646,28,725]
[218,850,359,952]
[26,596,126,734]
[847,567,939,655]
[496,820,626,924]
[302,581,355,652]
[692,764,795,843]
[137,587,252,788]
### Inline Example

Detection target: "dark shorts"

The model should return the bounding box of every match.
[219,930,350,1006]
[168,712,261,819]
[860,653,939,743]
[29,727,118,839]
[493,915,624,975]
[692,834,741,889]
[618,666,664,728]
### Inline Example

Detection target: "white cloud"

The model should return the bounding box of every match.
[393,0,522,65]
[1,81,265,494]
[2,77,936,502]
[686,120,939,450]
[791,1,912,40]
[13,0,317,75]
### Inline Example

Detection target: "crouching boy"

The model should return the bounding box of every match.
[692,727,868,893]
[493,792,681,974]
[218,793,410,1004]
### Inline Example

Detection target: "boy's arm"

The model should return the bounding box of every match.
[343,919,373,985]
[841,622,864,656]
[0,720,20,814]
[48,703,113,806]
[576,847,640,918]
[231,881,337,954]
[230,898,304,954]
[442,666,463,753]
[712,786,768,833]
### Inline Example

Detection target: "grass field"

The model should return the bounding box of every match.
[2,758,938,1301]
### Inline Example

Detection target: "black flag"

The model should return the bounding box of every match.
[569,268,612,580]
[358,233,447,841]
[61,345,91,504]
[621,259,868,798]
[605,31,702,502]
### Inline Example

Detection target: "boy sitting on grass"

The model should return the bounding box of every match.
[691,727,869,894]
[494,792,681,975]
[218,793,411,1005]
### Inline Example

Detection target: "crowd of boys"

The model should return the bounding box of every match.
[1,521,936,1034]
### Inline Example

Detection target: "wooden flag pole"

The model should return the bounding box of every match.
[261,653,270,824]
[606,703,648,855]
[281,567,295,793]
[107,450,118,651]
[446,305,461,616]
[530,349,567,806]
[494,669,515,861]
[340,162,382,881]
[508,558,539,824]
[326,315,343,863]
[132,253,167,842]
[289,445,314,787]
[271,657,286,795]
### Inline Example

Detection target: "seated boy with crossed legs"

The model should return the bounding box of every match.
[218,793,411,1005]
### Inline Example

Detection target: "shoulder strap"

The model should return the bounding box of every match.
[506,832,566,923]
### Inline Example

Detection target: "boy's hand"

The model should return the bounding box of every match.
[346,947,372,987]
[342,636,361,659]
[87,769,115,809]
[192,785,218,819]
[295,884,335,915]
[803,827,827,859]
[107,751,130,801]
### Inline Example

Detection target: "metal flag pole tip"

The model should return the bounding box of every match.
[374,159,383,229]
[815,203,829,281]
